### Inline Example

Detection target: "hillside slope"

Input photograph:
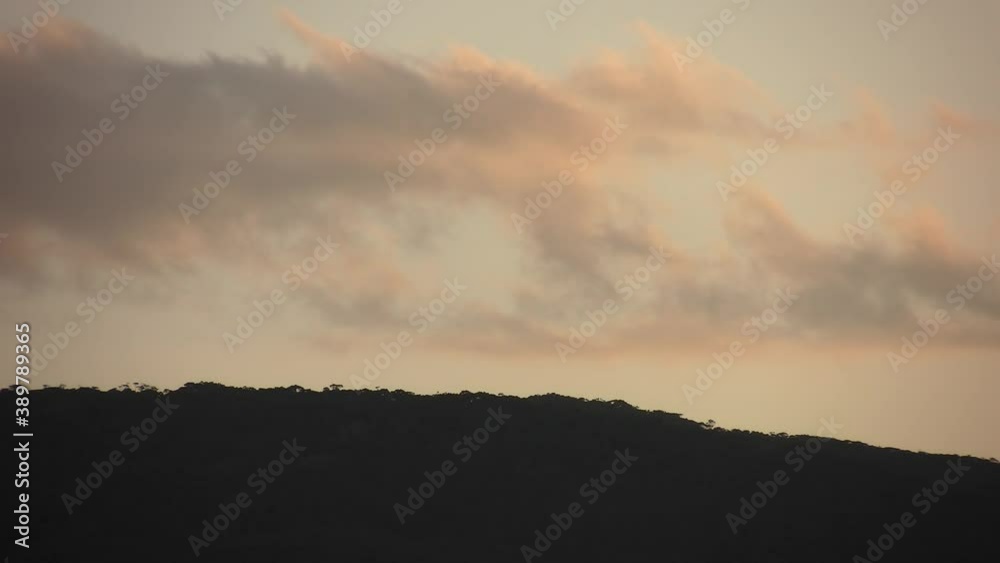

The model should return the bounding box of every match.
[11,384,1000,562]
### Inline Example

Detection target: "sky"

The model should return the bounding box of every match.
[1,0,998,459]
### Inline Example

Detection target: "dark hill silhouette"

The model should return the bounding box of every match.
[9,383,1000,562]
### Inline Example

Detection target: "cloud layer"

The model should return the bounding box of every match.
[2,14,998,360]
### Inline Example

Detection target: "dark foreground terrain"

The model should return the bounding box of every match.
[6,383,1000,562]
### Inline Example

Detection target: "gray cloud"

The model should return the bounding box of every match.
[2,17,998,357]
